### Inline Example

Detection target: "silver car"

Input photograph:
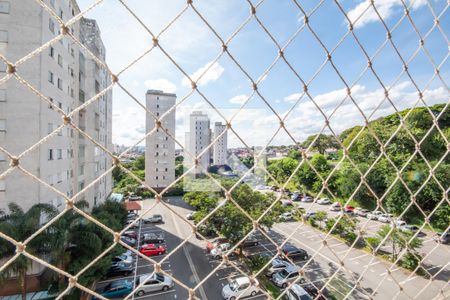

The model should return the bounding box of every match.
[266,258,294,277]
[134,273,174,296]
[272,265,305,288]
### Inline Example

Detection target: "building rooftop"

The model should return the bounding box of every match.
[146,89,176,97]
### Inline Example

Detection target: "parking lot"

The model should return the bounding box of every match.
[93,196,449,300]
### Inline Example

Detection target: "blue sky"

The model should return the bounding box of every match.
[77,0,449,147]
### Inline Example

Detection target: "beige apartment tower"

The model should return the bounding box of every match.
[145,90,176,189]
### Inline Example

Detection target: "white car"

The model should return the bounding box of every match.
[210,243,235,259]
[221,277,259,300]
[378,214,393,223]
[301,196,313,202]
[280,212,293,221]
[367,211,383,220]
[393,219,406,227]
[317,198,331,205]
[134,273,174,296]
[285,284,313,300]
[329,202,341,211]
[266,258,294,277]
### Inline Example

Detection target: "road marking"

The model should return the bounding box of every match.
[399,276,417,285]
[170,209,209,300]
[425,264,443,271]
[379,268,400,276]
[349,253,369,261]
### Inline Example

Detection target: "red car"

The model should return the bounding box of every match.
[139,244,166,256]
[344,205,355,213]
[206,238,229,253]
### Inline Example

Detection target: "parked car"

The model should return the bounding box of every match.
[344,205,355,214]
[400,225,425,236]
[139,244,166,256]
[186,212,195,220]
[121,236,137,247]
[210,243,236,259]
[123,230,137,239]
[317,198,331,205]
[266,258,294,277]
[291,192,301,201]
[272,265,305,288]
[378,214,393,223]
[302,211,316,220]
[141,233,165,244]
[302,283,331,300]
[134,272,174,296]
[284,284,313,300]
[105,262,134,277]
[354,208,369,217]
[128,195,143,201]
[280,212,294,221]
[329,202,341,211]
[433,231,449,244]
[242,236,259,248]
[393,219,406,227]
[282,245,309,260]
[367,211,383,220]
[206,238,230,253]
[144,214,163,224]
[112,253,133,265]
[301,196,313,202]
[127,213,138,220]
[126,219,141,229]
[93,279,132,300]
[281,199,294,207]
[221,276,259,300]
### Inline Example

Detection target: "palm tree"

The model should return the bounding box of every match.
[0,202,57,300]
[46,200,90,291]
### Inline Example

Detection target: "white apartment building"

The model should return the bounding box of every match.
[145,90,176,189]
[0,0,111,212]
[213,122,227,165]
[78,17,112,207]
[186,111,211,174]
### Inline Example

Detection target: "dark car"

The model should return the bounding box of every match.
[93,279,132,300]
[141,233,165,244]
[121,236,137,247]
[105,262,134,278]
[302,283,331,300]
[291,192,301,201]
[282,245,309,260]
[433,231,449,244]
[123,230,137,240]
[144,214,163,224]
[242,237,259,248]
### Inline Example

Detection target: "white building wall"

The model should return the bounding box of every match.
[188,111,210,174]
[145,90,176,189]
[213,122,227,165]
[0,0,111,212]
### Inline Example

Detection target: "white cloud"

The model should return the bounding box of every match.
[347,0,426,28]
[229,95,248,105]
[182,61,225,87]
[284,93,302,103]
[144,78,177,93]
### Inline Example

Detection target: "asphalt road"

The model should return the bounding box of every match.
[94,196,449,300]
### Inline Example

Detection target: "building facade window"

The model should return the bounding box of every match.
[49,46,54,58]
[57,54,63,66]
[57,149,62,159]
[57,78,62,90]
[0,119,5,132]
[48,97,54,109]
[48,149,54,160]
[47,123,53,134]
[49,18,55,33]
[0,179,5,192]
[48,71,54,84]
[0,89,5,102]
[0,2,10,14]
[0,30,8,43]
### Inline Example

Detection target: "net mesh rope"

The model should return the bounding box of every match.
[0,0,448,299]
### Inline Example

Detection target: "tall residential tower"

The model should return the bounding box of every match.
[0,0,112,211]
[145,90,176,189]
[213,122,227,165]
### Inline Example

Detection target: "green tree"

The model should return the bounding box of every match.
[302,134,339,155]
[376,225,422,261]
[314,211,328,228]
[267,157,298,184]
[0,203,57,300]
